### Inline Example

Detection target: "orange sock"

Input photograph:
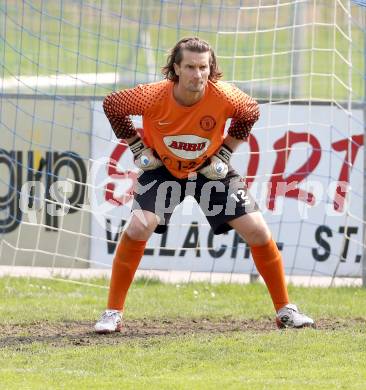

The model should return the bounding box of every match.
[107,232,147,311]
[250,238,289,311]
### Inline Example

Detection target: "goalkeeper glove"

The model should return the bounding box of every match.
[199,144,232,180]
[129,138,163,171]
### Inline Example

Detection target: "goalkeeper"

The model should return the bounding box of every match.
[95,37,314,333]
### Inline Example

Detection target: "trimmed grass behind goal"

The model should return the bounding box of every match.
[0,277,366,389]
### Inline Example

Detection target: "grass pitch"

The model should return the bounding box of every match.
[0,277,366,389]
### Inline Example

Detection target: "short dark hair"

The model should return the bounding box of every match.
[161,37,223,83]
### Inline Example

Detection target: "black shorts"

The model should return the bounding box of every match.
[132,166,259,235]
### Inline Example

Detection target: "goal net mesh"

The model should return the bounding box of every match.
[0,0,365,286]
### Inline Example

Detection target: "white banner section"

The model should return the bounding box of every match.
[91,101,364,277]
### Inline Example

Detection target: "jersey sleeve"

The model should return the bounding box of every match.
[225,84,260,139]
[103,84,150,139]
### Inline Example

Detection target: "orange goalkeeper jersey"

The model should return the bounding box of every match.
[103,79,259,179]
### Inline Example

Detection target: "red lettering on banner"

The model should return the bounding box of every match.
[268,131,321,210]
[101,127,363,212]
[105,142,137,205]
[332,134,363,212]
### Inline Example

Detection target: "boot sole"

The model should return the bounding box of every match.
[95,322,122,334]
[276,318,316,329]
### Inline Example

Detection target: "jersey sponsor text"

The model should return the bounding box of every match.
[163,135,210,159]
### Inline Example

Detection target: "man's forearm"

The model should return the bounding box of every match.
[223,134,244,153]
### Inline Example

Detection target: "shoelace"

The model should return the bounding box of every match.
[101,311,119,321]
[282,304,299,314]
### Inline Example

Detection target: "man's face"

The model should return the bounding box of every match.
[173,50,210,93]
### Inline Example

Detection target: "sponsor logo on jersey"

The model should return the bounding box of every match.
[163,135,210,159]
[169,141,206,152]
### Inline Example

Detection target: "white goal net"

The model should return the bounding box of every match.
[0,0,365,286]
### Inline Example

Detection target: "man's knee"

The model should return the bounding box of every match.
[125,211,159,241]
[246,225,271,247]
[228,212,272,247]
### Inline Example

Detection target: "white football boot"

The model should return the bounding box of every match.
[276,304,315,329]
[94,310,122,334]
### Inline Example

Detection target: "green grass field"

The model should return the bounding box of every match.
[1,277,366,389]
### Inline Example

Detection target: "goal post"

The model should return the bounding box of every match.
[0,0,365,287]
[363,2,366,288]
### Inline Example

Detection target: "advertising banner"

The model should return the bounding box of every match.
[91,101,364,277]
[0,99,91,267]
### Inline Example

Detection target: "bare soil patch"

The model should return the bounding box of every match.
[0,317,364,348]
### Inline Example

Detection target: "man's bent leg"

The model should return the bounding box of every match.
[228,212,289,311]
[95,231,146,333]
[107,233,147,310]
[95,211,158,333]
[228,212,314,328]
[108,210,159,310]
[250,238,289,311]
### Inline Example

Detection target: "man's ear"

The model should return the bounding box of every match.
[173,63,180,77]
